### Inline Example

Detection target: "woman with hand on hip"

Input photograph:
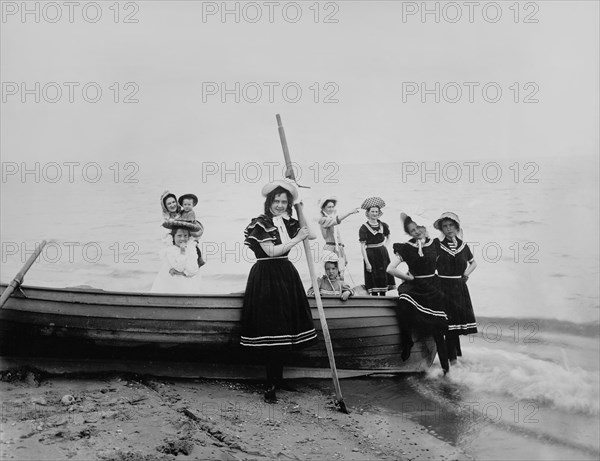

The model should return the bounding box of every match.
[387,214,449,374]
[433,212,478,365]
[359,197,396,296]
[241,179,317,403]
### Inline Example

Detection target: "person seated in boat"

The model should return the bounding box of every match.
[433,212,478,366]
[307,252,354,301]
[387,213,449,374]
[150,225,203,294]
[241,178,318,404]
[317,196,360,279]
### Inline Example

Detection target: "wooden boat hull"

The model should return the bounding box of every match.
[0,284,436,378]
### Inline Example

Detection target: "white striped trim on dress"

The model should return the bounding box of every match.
[414,274,435,278]
[367,285,395,293]
[398,294,448,319]
[366,241,385,248]
[439,241,467,256]
[363,222,384,236]
[406,239,434,248]
[448,322,477,331]
[244,235,276,245]
[240,329,317,347]
[244,220,276,234]
[438,275,462,279]
[319,289,343,296]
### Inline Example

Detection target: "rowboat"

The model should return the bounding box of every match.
[0,283,436,379]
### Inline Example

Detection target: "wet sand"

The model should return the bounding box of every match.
[0,369,467,461]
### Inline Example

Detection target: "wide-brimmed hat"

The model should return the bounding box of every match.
[178,194,198,207]
[162,219,203,232]
[361,197,385,210]
[319,196,338,209]
[261,179,299,202]
[433,212,461,231]
[322,251,340,265]
[400,212,416,234]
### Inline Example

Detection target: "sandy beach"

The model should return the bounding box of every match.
[0,369,468,461]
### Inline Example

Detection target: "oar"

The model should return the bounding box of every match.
[0,240,47,308]
[275,114,349,414]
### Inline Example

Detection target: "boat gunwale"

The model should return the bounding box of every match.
[0,283,400,306]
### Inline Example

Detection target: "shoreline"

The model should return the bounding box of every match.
[1,369,468,461]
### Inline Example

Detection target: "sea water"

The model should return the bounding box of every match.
[1,155,598,459]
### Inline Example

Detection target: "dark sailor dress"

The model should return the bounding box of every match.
[359,221,396,295]
[395,239,449,370]
[240,214,317,351]
[396,239,448,331]
[435,237,477,335]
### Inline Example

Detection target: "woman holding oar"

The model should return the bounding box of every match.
[241,179,317,403]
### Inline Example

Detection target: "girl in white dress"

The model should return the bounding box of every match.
[151,227,202,294]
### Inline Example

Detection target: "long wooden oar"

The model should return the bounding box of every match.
[0,240,47,308]
[275,114,348,414]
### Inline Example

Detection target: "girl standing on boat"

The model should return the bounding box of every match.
[318,197,360,278]
[241,179,317,403]
[150,226,202,294]
[387,214,449,374]
[359,197,396,296]
[433,212,478,365]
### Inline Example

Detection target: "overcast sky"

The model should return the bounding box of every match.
[1,1,598,166]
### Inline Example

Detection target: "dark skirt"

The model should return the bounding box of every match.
[439,277,477,335]
[240,259,317,351]
[396,277,448,333]
[364,247,396,294]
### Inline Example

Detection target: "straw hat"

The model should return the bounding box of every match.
[162,220,203,232]
[400,212,416,234]
[361,197,386,210]
[433,212,461,231]
[322,251,340,264]
[261,179,299,202]
[178,193,198,207]
[319,196,338,209]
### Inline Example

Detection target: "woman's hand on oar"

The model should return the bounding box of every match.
[275,114,349,414]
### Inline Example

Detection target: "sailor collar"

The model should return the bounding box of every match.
[406,238,433,248]
[439,237,467,256]
[364,220,384,236]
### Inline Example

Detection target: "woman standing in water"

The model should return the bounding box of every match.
[241,179,317,403]
[387,214,449,374]
[359,197,396,296]
[433,212,478,364]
